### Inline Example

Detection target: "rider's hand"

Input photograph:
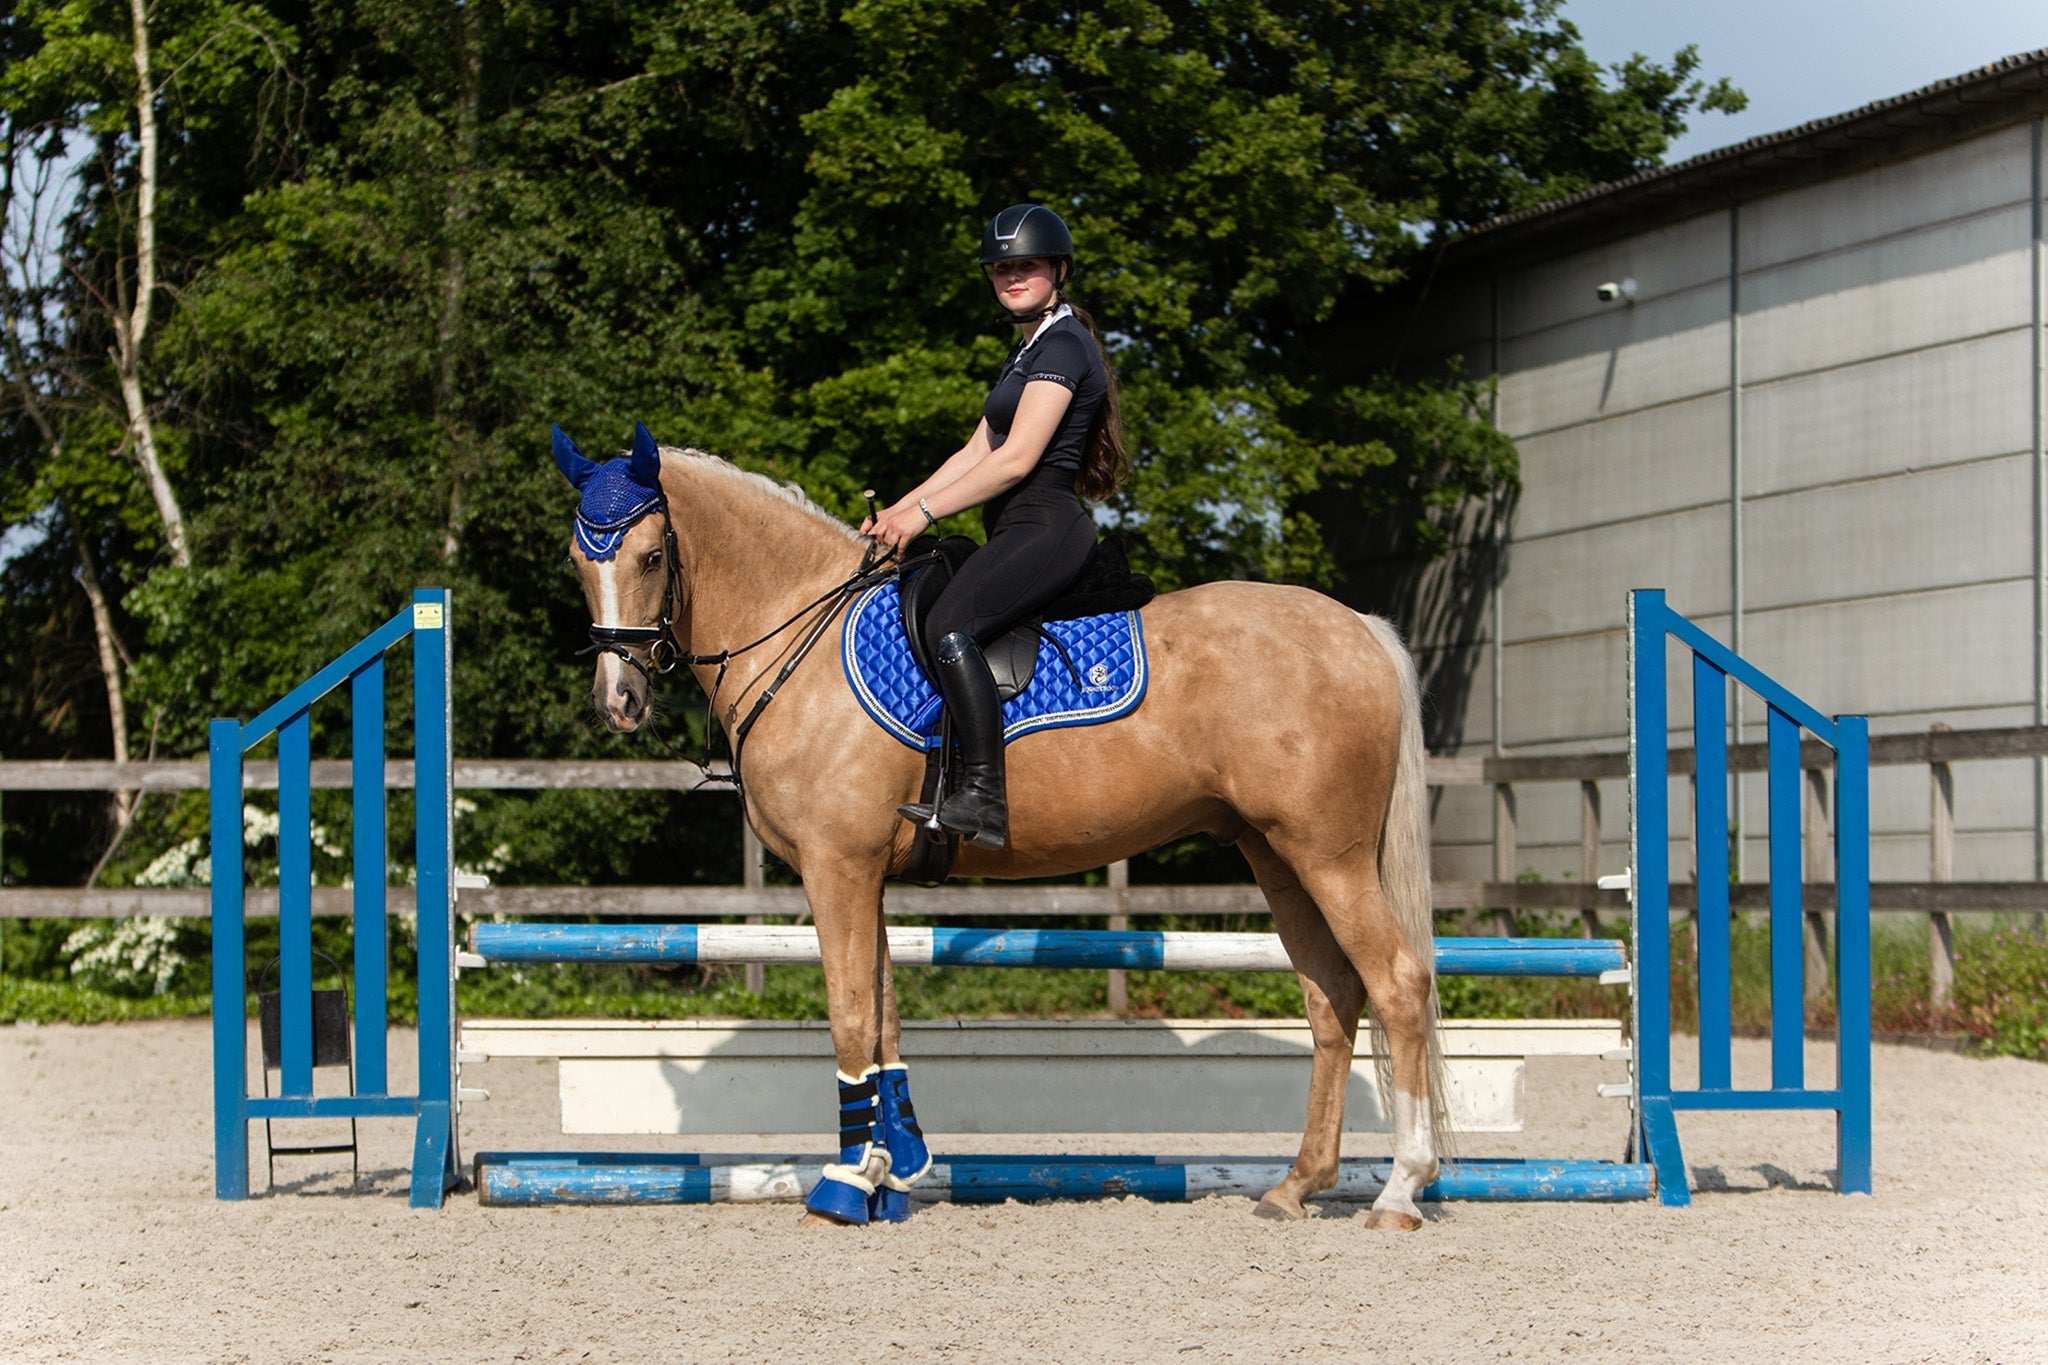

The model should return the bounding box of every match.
[869,503,930,553]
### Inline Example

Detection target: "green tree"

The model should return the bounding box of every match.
[2,0,1741,901]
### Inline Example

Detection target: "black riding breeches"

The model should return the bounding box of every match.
[924,478,1096,654]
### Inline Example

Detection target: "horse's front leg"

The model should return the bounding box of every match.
[869,930,931,1223]
[798,858,926,1226]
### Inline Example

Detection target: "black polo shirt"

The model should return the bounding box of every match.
[981,311,1107,477]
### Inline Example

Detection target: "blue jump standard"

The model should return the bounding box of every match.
[472,1151,1657,1207]
[467,925,1628,978]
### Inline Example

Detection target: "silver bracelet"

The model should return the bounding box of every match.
[918,497,938,529]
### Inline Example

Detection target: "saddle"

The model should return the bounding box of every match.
[894,533,1155,886]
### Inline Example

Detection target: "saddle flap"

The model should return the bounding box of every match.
[983,630,1039,703]
[895,544,954,684]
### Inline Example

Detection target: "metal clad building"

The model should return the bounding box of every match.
[1341,52,2048,889]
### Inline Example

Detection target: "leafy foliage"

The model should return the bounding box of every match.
[1953,931,2048,1061]
[1,1,1742,920]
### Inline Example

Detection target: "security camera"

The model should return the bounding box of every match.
[1596,277,1638,304]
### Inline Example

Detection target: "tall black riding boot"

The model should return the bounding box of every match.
[896,631,1009,851]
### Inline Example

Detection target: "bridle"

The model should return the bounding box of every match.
[576,495,929,794]
[581,509,690,678]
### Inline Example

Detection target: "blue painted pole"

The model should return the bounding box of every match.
[209,718,249,1200]
[472,1152,1658,1208]
[410,588,457,1209]
[1629,591,1689,1207]
[277,710,314,1097]
[1693,654,1732,1092]
[1629,593,1671,1100]
[1834,716,1874,1194]
[1767,705,1805,1090]
[465,923,1629,977]
[352,660,388,1097]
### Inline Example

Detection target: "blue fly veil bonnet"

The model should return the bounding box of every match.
[553,421,664,560]
[553,419,686,677]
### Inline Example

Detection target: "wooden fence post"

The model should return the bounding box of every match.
[1929,723,1955,1012]
[1579,780,1602,938]
[743,820,765,996]
[1803,766,1831,1006]
[1492,782,1517,936]
[1106,859,1129,1016]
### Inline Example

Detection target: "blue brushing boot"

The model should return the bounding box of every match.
[804,1067,883,1225]
[868,1063,932,1223]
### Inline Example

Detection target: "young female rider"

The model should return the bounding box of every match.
[861,203,1129,852]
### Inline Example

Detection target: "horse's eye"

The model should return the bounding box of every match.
[643,548,663,571]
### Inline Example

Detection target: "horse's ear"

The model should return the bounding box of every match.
[552,424,601,490]
[628,421,661,486]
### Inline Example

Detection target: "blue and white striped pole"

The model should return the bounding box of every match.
[474,1151,1655,1207]
[467,924,1628,979]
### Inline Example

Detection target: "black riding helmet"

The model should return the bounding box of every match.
[978,203,1074,268]
[978,204,1075,321]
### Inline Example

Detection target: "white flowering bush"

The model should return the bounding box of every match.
[62,917,191,996]
[60,802,355,998]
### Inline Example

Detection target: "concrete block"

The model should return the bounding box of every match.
[1740,328,2032,497]
[1499,211,1730,335]
[1499,282,1728,437]
[1514,391,1730,539]
[1738,123,2032,270]
[1739,581,2035,718]
[1504,505,1730,644]
[1739,203,2031,383]
[1742,453,2033,612]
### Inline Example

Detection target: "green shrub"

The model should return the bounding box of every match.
[1952,931,2048,1060]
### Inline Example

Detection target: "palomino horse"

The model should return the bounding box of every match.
[552,424,1448,1229]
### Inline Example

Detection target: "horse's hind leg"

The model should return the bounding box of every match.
[1240,831,1366,1221]
[1261,830,1440,1231]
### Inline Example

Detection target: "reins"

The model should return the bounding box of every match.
[577,500,932,796]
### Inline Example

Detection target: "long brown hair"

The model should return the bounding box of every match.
[1064,300,1130,502]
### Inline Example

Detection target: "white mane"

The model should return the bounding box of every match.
[662,445,863,544]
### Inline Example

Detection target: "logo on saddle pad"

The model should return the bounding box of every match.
[842,581,1148,750]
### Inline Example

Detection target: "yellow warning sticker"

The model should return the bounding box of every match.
[413,602,445,630]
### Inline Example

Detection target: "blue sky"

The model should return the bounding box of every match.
[1561,0,2048,164]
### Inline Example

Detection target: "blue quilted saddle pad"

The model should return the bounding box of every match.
[841,580,1148,751]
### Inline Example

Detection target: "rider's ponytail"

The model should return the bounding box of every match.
[1064,301,1130,502]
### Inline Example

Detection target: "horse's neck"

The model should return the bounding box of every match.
[666,458,864,687]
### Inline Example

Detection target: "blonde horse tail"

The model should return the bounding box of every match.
[1357,612,1453,1155]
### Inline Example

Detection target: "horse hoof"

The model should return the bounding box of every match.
[1253,1196,1306,1221]
[1364,1208,1424,1231]
[798,1211,859,1229]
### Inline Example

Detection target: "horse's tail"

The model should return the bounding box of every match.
[1357,612,1452,1154]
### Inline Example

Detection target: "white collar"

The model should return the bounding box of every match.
[1014,303,1074,356]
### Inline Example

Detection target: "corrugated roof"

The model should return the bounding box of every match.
[1445,46,2048,269]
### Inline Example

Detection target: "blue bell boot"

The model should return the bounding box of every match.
[867,1186,914,1223]
[803,1066,884,1225]
[867,1063,931,1223]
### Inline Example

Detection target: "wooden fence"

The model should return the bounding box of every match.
[5,722,2046,1008]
